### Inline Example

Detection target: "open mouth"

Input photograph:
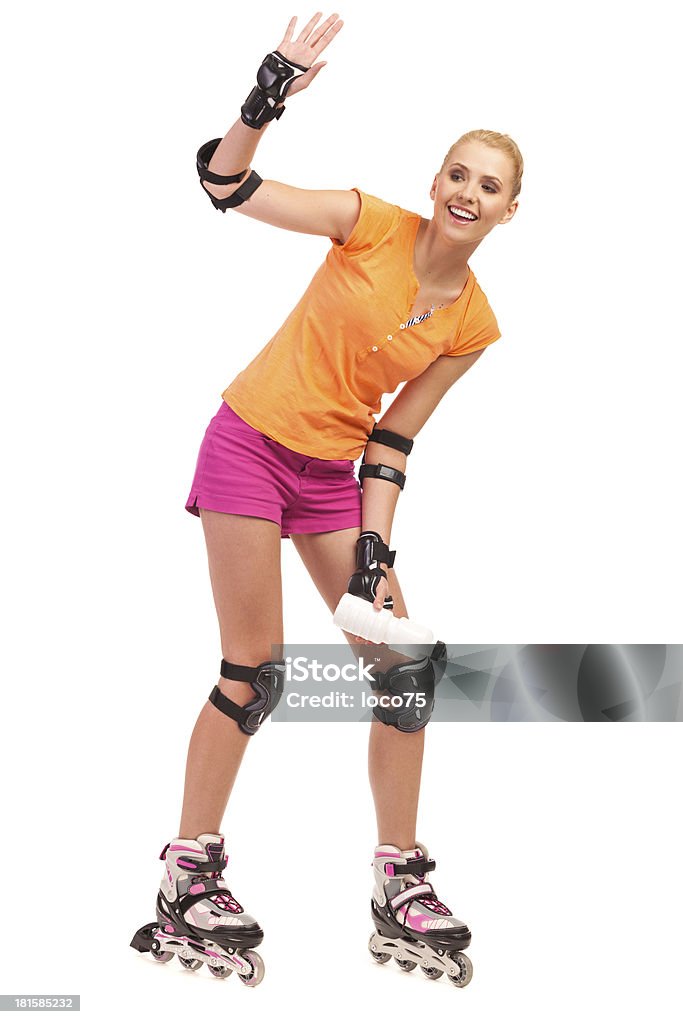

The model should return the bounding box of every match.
[448,205,478,224]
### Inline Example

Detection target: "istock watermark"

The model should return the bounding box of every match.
[285,655,377,684]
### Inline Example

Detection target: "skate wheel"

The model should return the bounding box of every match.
[149,937,175,963]
[368,934,391,964]
[237,950,265,987]
[420,965,443,981]
[150,948,174,963]
[178,956,203,971]
[447,951,473,988]
[395,957,416,972]
[208,963,233,979]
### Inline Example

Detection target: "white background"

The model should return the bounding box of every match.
[2,0,681,1019]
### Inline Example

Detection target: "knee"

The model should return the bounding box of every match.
[208,654,286,735]
[368,655,439,732]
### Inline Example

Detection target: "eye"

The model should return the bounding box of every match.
[450,172,463,181]
[483,184,497,193]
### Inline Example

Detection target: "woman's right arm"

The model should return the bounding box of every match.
[201,12,359,244]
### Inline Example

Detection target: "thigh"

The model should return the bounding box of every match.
[185,401,301,529]
[290,528,409,619]
[281,458,362,538]
[200,510,284,663]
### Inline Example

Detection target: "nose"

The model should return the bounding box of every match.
[456,187,476,206]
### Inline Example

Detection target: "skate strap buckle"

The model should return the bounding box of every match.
[178,856,227,875]
[384,857,435,878]
[390,882,434,910]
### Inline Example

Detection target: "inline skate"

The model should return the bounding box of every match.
[130,833,265,985]
[368,842,473,987]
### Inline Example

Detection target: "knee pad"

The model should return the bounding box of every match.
[208,658,285,735]
[369,656,440,732]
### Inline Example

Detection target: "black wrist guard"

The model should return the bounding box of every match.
[241,50,309,130]
[347,531,396,610]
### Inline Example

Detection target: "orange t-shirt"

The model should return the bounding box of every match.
[223,187,501,460]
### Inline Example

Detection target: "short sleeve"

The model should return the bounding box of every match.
[329,188,400,257]
[445,284,501,357]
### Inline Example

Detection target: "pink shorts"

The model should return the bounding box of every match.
[185,401,362,539]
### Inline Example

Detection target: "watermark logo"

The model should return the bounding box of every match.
[285,655,377,684]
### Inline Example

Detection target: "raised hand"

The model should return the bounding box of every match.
[275,12,344,97]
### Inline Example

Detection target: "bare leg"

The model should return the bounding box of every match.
[291,528,423,849]
[178,511,283,839]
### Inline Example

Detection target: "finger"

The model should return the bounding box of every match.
[297,62,325,84]
[309,14,344,52]
[281,15,297,45]
[296,10,323,42]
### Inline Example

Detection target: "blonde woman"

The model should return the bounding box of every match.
[131,11,521,988]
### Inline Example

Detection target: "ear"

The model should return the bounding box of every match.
[430,174,439,200]
[499,200,519,225]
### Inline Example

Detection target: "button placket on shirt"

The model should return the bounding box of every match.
[360,332,394,361]
[359,300,439,361]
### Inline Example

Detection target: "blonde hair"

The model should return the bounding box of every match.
[440,130,524,202]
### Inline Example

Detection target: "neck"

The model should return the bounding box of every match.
[414,217,482,288]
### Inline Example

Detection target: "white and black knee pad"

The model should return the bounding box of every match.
[209,659,285,735]
[369,647,446,732]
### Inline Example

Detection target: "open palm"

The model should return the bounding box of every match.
[275,12,344,96]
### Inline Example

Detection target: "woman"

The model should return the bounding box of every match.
[131,11,522,988]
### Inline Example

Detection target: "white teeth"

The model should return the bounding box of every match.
[449,206,476,221]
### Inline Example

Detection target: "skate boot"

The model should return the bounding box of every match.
[368,842,473,987]
[131,833,265,985]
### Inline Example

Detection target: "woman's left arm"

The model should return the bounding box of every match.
[361,348,486,548]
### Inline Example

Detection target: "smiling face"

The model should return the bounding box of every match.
[431,141,518,241]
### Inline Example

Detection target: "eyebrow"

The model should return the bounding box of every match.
[449,162,503,187]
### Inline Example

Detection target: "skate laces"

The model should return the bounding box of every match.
[403,881,452,916]
[188,867,244,916]
[190,844,244,915]
[403,857,451,916]
[209,890,243,914]
[188,860,246,917]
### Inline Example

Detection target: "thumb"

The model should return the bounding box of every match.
[286,61,326,97]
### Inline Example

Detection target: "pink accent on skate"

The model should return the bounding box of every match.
[384,863,396,877]
[163,925,176,933]
[189,882,207,894]
[390,883,433,910]
[212,893,243,914]
[390,882,452,918]
[401,908,433,931]
[169,844,204,853]
[374,847,400,857]
[176,858,199,869]
[423,896,451,915]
